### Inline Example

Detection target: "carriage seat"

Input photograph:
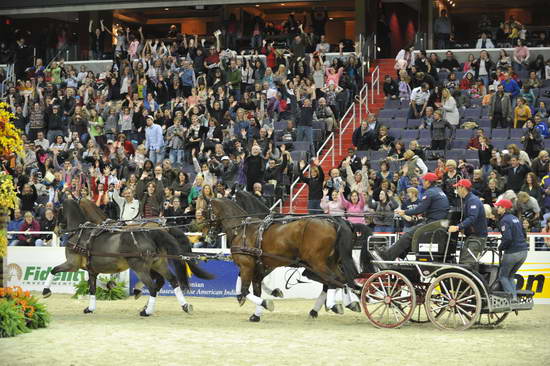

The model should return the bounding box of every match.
[414,226,457,263]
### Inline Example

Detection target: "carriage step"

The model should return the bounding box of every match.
[517,290,535,297]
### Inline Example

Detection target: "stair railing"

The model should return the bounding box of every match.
[370,65,380,105]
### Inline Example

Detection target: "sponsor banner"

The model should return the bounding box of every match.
[6,247,129,294]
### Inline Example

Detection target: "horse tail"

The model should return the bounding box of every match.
[148,230,191,290]
[333,218,359,288]
[166,228,215,280]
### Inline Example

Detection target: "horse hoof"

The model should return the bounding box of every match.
[324,305,330,312]
[346,302,362,313]
[42,288,52,298]
[133,289,143,300]
[331,304,344,315]
[271,288,284,298]
[309,310,318,319]
[249,314,261,322]
[139,309,150,317]
[237,295,246,306]
[106,280,117,290]
[262,299,275,312]
[182,304,194,315]
[83,307,94,314]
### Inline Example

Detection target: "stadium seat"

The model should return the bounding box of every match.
[356,150,369,159]
[479,118,491,128]
[378,109,395,119]
[384,99,402,109]
[369,150,388,161]
[446,149,464,160]
[464,150,479,161]
[401,129,419,141]
[491,129,508,140]
[312,121,325,131]
[418,130,431,140]
[450,139,466,149]
[377,117,393,126]
[454,129,473,140]
[407,119,422,129]
[492,140,508,151]
[390,120,407,130]
[390,128,403,139]
[509,129,525,139]
[426,160,437,171]
[274,121,287,130]
[463,108,481,119]
[393,110,409,120]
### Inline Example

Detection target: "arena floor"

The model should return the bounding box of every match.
[3,294,549,366]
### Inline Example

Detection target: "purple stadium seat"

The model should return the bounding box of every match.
[491,129,508,140]
[390,128,403,139]
[401,130,419,141]
[446,149,464,160]
[426,160,437,171]
[450,139,466,149]
[509,129,525,140]
[274,121,287,130]
[384,99,402,109]
[463,108,481,119]
[407,119,422,129]
[378,109,395,119]
[377,117,393,126]
[418,130,431,140]
[394,110,409,120]
[389,120,407,130]
[370,150,388,161]
[454,129,473,140]
[492,140,508,151]
[464,150,479,161]
[356,150,369,158]
[418,137,431,147]
[479,118,491,128]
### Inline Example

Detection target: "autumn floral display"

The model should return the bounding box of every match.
[0,286,51,337]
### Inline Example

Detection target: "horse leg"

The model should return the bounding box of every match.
[235,275,245,306]
[83,272,98,314]
[238,260,274,315]
[342,286,361,313]
[325,285,344,315]
[309,284,328,319]
[249,280,264,322]
[43,258,81,298]
[153,264,193,314]
[132,269,158,317]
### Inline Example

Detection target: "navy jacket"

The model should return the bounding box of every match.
[499,213,529,253]
[458,192,488,237]
[404,186,449,223]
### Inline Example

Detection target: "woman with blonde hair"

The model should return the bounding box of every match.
[195,184,214,217]
[436,88,459,126]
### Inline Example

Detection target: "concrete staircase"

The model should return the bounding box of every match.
[280,58,396,214]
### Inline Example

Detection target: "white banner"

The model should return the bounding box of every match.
[6,247,129,294]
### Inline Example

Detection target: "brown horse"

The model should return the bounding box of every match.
[207,198,361,322]
[43,199,214,316]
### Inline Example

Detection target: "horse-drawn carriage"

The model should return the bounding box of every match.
[360,222,535,330]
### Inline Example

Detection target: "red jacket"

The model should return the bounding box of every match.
[17,220,41,241]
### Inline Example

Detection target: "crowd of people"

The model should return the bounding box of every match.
[2,12,550,252]
[3,15,365,248]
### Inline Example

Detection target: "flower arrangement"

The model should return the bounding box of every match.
[0,102,23,268]
[73,278,129,301]
[0,286,51,338]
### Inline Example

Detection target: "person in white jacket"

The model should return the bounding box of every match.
[112,183,140,221]
[437,88,460,126]
[475,33,495,49]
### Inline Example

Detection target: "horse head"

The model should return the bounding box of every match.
[61,199,87,231]
[234,190,270,217]
[206,198,249,244]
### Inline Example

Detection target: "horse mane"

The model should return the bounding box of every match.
[79,198,108,224]
[210,198,249,232]
[62,199,87,230]
[234,191,270,217]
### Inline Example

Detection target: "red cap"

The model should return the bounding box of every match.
[495,199,513,209]
[422,172,439,182]
[453,179,472,189]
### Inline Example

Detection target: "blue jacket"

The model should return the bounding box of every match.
[536,121,550,138]
[458,192,488,237]
[404,186,450,223]
[499,213,529,253]
[501,79,520,98]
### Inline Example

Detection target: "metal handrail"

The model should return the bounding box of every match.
[338,101,357,155]
[318,132,335,166]
[370,65,380,105]
[270,198,283,213]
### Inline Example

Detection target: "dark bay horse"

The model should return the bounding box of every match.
[207,197,362,322]
[43,199,214,316]
[234,191,371,319]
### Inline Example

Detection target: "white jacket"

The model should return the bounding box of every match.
[476,38,495,49]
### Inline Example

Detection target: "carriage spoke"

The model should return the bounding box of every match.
[377,277,388,296]
[367,293,384,302]
[456,302,478,309]
[390,305,402,323]
[457,294,476,303]
[369,302,386,316]
[389,276,400,297]
[392,294,412,301]
[456,286,472,301]
[440,280,453,301]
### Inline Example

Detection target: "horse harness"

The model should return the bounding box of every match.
[228,214,348,288]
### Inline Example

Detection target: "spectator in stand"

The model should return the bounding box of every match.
[472,50,493,88]
[409,82,430,119]
[489,83,513,128]
[476,32,495,49]
[434,10,452,49]
[144,115,164,166]
[7,209,24,246]
[444,72,460,93]
[321,187,345,216]
[436,88,459,127]
[369,190,399,233]
[430,110,453,150]
[534,114,550,139]
[383,75,399,100]
[352,115,379,151]
[15,211,43,246]
[400,187,422,232]
[299,159,324,214]
[340,189,366,225]
[514,97,532,128]
[521,172,543,202]
[513,39,530,73]
[89,20,106,60]
[497,49,512,70]
[398,71,412,102]
[500,155,530,192]
[521,119,544,159]
[460,72,475,91]
[440,51,460,72]
[519,85,536,109]
[531,150,550,179]
[516,191,541,230]
[441,159,462,208]
[394,45,414,78]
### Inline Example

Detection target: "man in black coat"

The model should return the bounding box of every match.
[352,115,380,151]
[500,156,530,192]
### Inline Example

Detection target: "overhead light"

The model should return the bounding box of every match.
[256,4,260,7]
[164,7,169,10]
[329,17,334,20]
[281,3,285,5]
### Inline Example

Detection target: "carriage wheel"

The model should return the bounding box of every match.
[425,273,482,331]
[360,270,416,329]
[409,284,430,324]
[476,312,509,327]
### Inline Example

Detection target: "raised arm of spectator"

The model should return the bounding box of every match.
[89,19,94,34]
[101,20,112,36]
[214,32,221,53]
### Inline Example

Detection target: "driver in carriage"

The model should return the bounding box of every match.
[373,172,450,261]
[447,179,488,265]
